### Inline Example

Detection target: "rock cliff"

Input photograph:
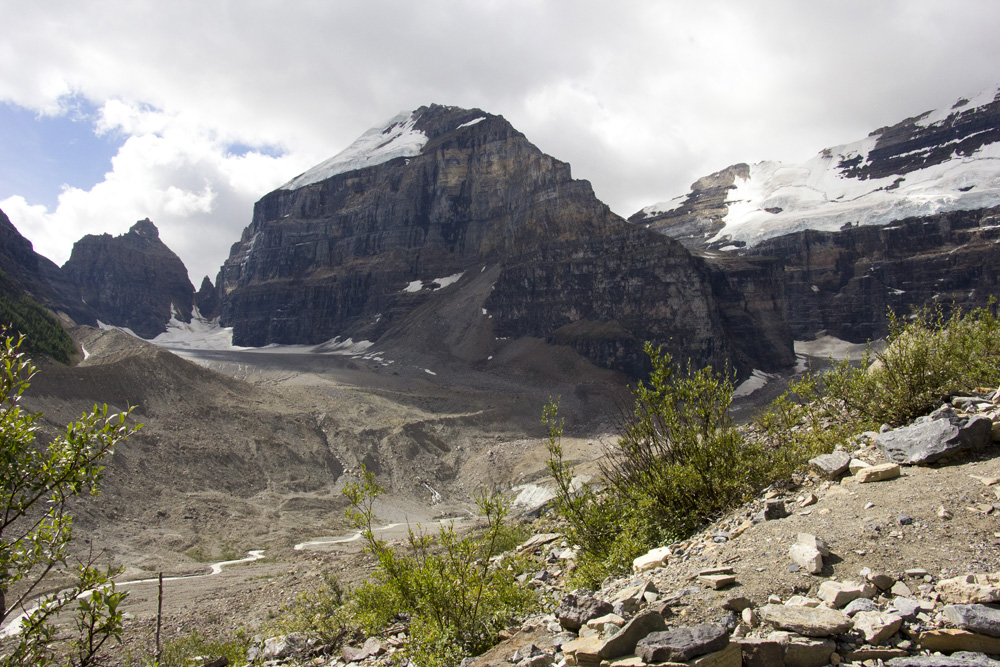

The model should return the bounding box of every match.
[0,207,97,326]
[218,105,793,377]
[632,88,1000,343]
[62,219,195,338]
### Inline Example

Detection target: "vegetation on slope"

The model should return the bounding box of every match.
[545,302,1000,587]
[0,270,76,363]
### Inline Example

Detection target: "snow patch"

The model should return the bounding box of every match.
[281,111,428,190]
[457,117,486,129]
[733,369,775,397]
[402,272,465,293]
[424,369,437,376]
[639,195,686,218]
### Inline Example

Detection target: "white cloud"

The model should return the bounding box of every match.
[2,0,1000,281]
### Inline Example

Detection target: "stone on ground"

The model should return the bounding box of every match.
[759,604,852,636]
[634,623,728,663]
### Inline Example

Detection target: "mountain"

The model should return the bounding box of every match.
[63,219,196,338]
[218,105,793,378]
[0,206,98,328]
[632,88,1000,342]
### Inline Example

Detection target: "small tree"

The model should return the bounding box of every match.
[0,332,139,666]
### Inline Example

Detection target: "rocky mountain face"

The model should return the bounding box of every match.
[0,207,98,326]
[632,88,1000,342]
[63,219,195,338]
[219,105,793,377]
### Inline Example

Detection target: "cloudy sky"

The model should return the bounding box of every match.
[2,1,999,284]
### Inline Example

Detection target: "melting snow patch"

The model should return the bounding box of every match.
[734,370,776,397]
[281,111,428,189]
[424,369,437,375]
[402,272,465,293]
[457,117,486,129]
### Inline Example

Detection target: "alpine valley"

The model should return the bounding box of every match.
[1,87,1000,660]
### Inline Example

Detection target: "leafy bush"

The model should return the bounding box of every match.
[342,469,537,667]
[545,343,842,586]
[0,332,139,666]
[823,302,1000,425]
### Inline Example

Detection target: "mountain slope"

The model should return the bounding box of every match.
[633,88,1000,251]
[219,104,794,377]
[63,219,196,338]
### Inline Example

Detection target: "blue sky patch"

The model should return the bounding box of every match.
[0,99,123,209]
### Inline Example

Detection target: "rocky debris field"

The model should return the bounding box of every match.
[226,389,1000,667]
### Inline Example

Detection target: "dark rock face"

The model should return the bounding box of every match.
[746,206,1000,341]
[63,219,195,338]
[0,207,97,326]
[195,276,221,320]
[875,406,994,465]
[219,105,792,377]
[629,163,749,246]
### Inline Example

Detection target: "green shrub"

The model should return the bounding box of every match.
[342,469,537,667]
[0,332,139,666]
[545,343,855,586]
[823,302,1000,425]
[0,272,76,364]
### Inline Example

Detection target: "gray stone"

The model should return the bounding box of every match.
[635,623,729,663]
[944,604,1000,637]
[891,597,923,619]
[875,411,994,465]
[887,652,1000,666]
[759,604,853,636]
[597,610,668,659]
[810,450,851,478]
[264,633,310,660]
[760,499,789,521]
[556,594,613,631]
[843,597,879,616]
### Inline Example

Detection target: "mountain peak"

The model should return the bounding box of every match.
[280,105,498,191]
[129,218,159,238]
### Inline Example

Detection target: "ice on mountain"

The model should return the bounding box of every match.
[281,111,428,190]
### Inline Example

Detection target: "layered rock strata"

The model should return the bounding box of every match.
[219,105,793,376]
[63,219,195,338]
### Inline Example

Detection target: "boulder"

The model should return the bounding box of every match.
[875,410,994,465]
[736,637,784,667]
[809,450,851,478]
[817,580,875,608]
[556,594,614,631]
[596,610,667,659]
[944,604,1000,637]
[788,543,823,575]
[768,631,836,667]
[759,604,853,637]
[938,575,1000,604]
[635,623,729,663]
[633,546,670,573]
[888,653,1000,666]
[852,610,904,644]
[918,629,1000,655]
[855,462,901,483]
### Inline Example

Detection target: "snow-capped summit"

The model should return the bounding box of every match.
[281,111,429,190]
[632,87,1000,250]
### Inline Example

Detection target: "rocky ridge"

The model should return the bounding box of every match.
[218,104,792,378]
[63,219,197,338]
[631,88,1000,343]
[234,390,1000,667]
[0,206,98,327]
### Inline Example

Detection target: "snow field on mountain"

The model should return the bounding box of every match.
[715,138,1000,247]
[280,111,427,190]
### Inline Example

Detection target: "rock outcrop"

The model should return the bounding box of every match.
[63,219,195,338]
[632,88,1000,343]
[0,207,97,327]
[219,105,793,377]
